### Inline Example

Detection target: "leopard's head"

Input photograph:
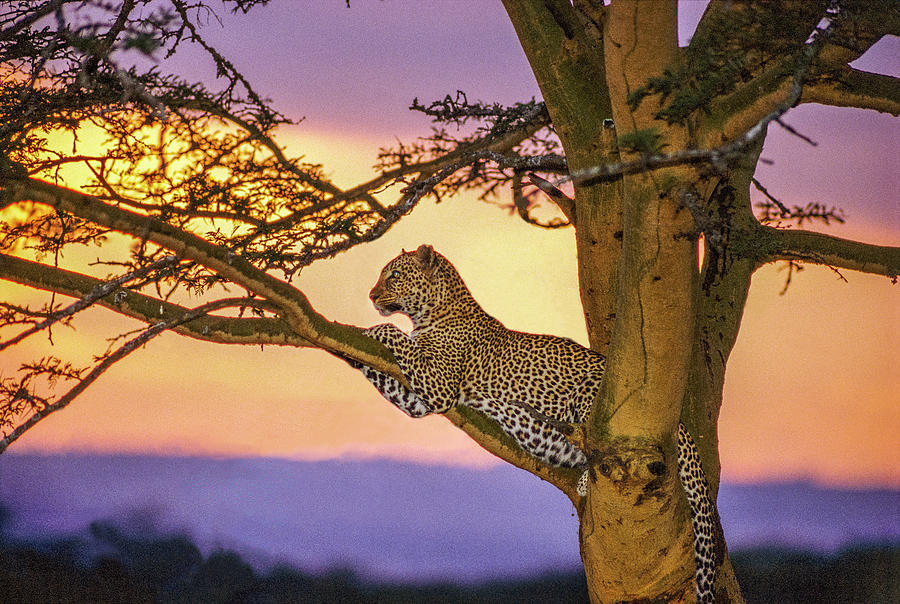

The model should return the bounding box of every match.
[369,244,451,318]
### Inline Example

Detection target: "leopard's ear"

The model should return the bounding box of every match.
[414,244,438,279]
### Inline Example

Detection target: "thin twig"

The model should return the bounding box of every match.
[751,177,791,216]
[0,297,256,453]
[0,255,178,351]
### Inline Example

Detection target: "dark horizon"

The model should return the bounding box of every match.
[2,519,894,604]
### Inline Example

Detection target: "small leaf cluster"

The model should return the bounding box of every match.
[0,0,400,287]
[628,2,830,124]
[616,128,666,156]
[379,91,566,223]
[0,356,85,433]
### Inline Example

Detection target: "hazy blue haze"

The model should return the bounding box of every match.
[1,455,897,583]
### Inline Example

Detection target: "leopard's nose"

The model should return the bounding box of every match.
[368,288,378,302]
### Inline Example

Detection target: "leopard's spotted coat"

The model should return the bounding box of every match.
[353,245,720,602]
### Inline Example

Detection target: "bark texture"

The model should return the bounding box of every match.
[505,1,715,600]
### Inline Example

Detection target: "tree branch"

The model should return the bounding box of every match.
[0,176,403,380]
[802,67,900,115]
[0,297,260,454]
[0,254,177,350]
[527,172,575,224]
[0,0,581,497]
[748,225,900,278]
[0,190,579,496]
[338,102,552,203]
[698,2,899,143]
[444,405,582,504]
[0,0,73,42]
[0,253,310,347]
[179,99,392,218]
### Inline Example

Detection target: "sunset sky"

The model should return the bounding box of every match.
[3,2,899,488]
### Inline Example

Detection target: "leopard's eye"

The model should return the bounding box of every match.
[390,270,400,279]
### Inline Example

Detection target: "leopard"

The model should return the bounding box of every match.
[350,244,720,603]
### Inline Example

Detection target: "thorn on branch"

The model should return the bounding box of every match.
[825,263,849,284]
[778,260,804,294]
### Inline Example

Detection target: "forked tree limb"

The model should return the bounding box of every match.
[0,179,583,494]
[802,68,900,115]
[725,67,900,141]
[0,254,178,351]
[0,177,579,499]
[0,207,574,495]
[698,3,899,143]
[0,297,270,454]
[0,259,576,495]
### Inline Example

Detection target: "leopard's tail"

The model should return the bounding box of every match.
[676,423,722,604]
[576,467,589,496]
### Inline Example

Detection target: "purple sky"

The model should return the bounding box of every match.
[154,2,720,136]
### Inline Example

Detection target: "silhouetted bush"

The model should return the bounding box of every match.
[0,507,895,603]
[732,545,900,604]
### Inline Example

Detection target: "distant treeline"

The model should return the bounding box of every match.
[1,510,897,603]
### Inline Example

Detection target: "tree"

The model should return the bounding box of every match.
[1,1,897,601]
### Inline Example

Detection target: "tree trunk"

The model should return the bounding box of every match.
[574,3,701,601]
[504,1,754,600]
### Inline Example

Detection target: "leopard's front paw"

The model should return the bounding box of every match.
[364,323,407,345]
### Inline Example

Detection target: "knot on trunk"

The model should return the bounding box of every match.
[590,439,669,503]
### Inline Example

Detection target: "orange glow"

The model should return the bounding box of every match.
[720,256,899,486]
[3,122,898,487]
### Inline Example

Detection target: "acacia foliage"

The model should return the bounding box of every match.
[0,1,569,444]
[0,1,564,280]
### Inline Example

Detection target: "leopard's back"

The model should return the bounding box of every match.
[462,325,605,423]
